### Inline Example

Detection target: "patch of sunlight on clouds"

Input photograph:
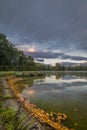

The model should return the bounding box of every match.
[16,44,38,52]
[44,58,87,66]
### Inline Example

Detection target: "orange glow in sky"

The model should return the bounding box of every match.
[28,46,36,53]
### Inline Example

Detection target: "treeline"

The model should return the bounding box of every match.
[0,33,87,71]
[0,33,35,70]
[54,63,87,71]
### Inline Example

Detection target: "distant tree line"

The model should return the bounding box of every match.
[54,62,87,71]
[0,33,87,71]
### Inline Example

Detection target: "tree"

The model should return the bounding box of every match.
[0,33,35,70]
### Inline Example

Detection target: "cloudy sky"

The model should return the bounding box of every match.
[0,0,87,65]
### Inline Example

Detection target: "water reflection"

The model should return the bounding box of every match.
[22,73,87,130]
[22,74,87,99]
[34,79,45,84]
[26,90,35,95]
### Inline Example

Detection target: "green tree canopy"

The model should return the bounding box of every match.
[0,33,34,67]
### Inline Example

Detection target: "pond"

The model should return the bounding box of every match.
[22,72,87,130]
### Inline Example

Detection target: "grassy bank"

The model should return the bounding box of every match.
[0,78,50,130]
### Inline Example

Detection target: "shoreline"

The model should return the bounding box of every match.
[7,76,74,130]
[0,77,53,130]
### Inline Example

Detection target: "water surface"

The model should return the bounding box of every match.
[22,73,87,130]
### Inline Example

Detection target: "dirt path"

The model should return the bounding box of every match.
[2,80,19,110]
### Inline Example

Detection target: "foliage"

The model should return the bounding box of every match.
[0,108,15,130]
[0,95,38,130]
[0,33,34,70]
[0,105,37,130]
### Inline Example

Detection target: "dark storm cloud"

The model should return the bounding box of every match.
[25,51,87,61]
[25,51,64,59]
[36,58,44,62]
[0,0,87,52]
[62,55,87,61]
